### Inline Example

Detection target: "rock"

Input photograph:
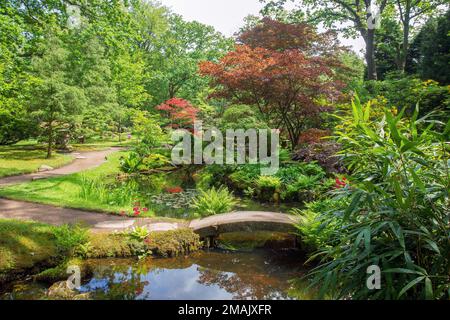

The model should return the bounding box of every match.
[73,292,93,300]
[38,165,54,172]
[47,281,78,300]
[75,156,87,159]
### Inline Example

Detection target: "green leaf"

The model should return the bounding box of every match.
[344,191,363,219]
[398,276,425,298]
[424,278,433,300]
[409,169,426,192]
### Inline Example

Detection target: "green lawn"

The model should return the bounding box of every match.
[0,219,59,276]
[0,143,74,178]
[0,150,138,215]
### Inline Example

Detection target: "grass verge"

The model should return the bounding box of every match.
[0,144,74,178]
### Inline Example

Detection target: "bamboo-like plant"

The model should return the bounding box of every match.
[307,97,449,300]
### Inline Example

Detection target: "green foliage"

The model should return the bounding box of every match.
[128,227,150,242]
[192,187,237,217]
[52,224,89,255]
[355,76,449,117]
[220,104,268,130]
[256,176,282,189]
[78,174,136,207]
[291,198,346,251]
[29,33,87,157]
[226,162,328,202]
[408,9,450,84]
[307,97,450,300]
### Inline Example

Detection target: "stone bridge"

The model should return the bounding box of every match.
[188,211,301,247]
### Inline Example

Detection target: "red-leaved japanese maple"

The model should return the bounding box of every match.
[200,18,347,148]
[156,98,199,130]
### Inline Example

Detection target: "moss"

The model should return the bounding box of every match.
[0,220,61,284]
[88,233,140,258]
[145,229,201,258]
[33,258,92,283]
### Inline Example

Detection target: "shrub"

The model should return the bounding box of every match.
[128,226,150,242]
[119,152,143,174]
[52,224,89,255]
[220,104,268,130]
[291,198,346,251]
[256,176,281,189]
[306,97,450,300]
[191,187,237,217]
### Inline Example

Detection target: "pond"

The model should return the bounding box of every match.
[115,171,301,219]
[1,234,315,300]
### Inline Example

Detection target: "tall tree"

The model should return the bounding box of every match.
[29,34,86,158]
[261,0,389,80]
[407,9,450,83]
[393,0,448,73]
[144,14,233,105]
[200,19,345,149]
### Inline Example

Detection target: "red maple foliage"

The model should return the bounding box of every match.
[156,98,199,130]
[199,19,348,148]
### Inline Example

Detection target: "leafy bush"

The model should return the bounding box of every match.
[120,152,143,174]
[306,98,450,300]
[226,162,329,202]
[355,76,449,117]
[128,226,150,242]
[191,187,237,217]
[142,154,170,170]
[52,224,89,255]
[256,176,281,189]
[220,104,268,130]
[291,198,346,251]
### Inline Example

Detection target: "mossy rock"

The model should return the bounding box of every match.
[87,233,138,258]
[33,258,92,283]
[145,229,201,258]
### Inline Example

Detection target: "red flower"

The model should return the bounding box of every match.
[166,187,184,194]
[134,211,141,216]
[143,207,149,212]
[335,177,349,189]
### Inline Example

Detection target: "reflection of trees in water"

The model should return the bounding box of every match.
[197,267,289,300]
[83,263,152,300]
[81,251,305,300]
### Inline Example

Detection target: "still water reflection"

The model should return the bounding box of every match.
[78,249,309,300]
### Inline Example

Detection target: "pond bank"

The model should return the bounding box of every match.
[0,219,200,287]
[1,230,308,300]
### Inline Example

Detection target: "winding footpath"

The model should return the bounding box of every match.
[0,148,297,235]
[0,148,178,232]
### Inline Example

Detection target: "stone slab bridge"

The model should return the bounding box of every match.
[188,211,301,247]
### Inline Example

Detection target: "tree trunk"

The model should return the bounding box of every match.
[364,29,378,80]
[400,15,411,73]
[47,122,53,159]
